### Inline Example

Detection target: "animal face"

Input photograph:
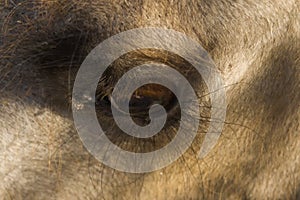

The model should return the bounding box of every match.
[0,0,299,199]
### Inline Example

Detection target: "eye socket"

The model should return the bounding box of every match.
[93,49,204,152]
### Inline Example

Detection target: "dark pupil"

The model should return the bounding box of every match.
[102,95,111,106]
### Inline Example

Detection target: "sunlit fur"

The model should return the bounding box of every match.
[0,0,299,199]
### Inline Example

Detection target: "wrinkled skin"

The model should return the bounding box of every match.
[0,0,299,199]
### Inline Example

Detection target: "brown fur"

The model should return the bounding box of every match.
[0,0,299,199]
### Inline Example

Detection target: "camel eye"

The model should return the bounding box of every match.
[97,84,178,121]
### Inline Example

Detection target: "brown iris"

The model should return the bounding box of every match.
[129,84,177,118]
